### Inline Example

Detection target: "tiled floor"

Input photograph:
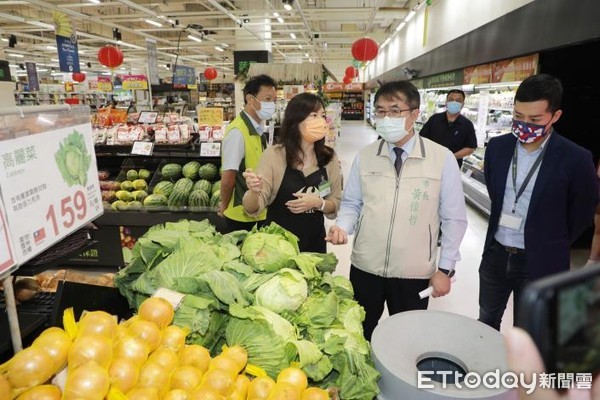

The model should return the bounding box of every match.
[327,120,592,334]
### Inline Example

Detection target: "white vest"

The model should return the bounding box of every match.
[351,136,449,279]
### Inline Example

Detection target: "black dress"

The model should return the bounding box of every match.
[266,166,328,253]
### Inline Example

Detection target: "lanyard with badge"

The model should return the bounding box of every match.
[318,175,331,198]
[498,144,548,230]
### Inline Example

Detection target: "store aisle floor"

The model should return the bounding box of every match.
[325,121,515,333]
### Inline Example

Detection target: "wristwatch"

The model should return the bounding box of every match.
[438,268,455,278]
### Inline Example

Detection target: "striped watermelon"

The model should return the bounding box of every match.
[143,194,168,210]
[182,161,201,180]
[161,163,182,181]
[211,180,221,195]
[188,190,210,210]
[193,179,212,194]
[173,178,194,194]
[210,190,221,208]
[168,190,189,207]
[153,181,174,197]
[198,163,218,180]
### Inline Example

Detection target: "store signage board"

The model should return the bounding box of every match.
[0,122,103,265]
[197,107,224,126]
[173,65,196,88]
[55,35,80,73]
[25,62,39,92]
[425,70,464,89]
[97,76,113,92]
[131,141,154,156]
[0,200,17,279]
[122,75,148,91]
[200,142,221,157]
[491,54,539,83]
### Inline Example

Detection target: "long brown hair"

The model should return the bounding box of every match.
[280,92,334,168]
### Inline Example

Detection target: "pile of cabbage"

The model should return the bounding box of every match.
[115,220,380,400]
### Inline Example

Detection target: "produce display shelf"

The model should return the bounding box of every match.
[94,209,225,230]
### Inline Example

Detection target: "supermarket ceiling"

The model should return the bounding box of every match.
[0,0,412,82]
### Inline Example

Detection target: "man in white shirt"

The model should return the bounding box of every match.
[327,80,468,340]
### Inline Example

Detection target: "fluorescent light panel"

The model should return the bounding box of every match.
[145,19,162,27]
[214,46,224,52]
[187,34,202,43]
[290,33,296,39]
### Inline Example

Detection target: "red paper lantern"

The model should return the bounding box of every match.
[72,72,86,83]
[204,67,218,81]
[343,76,352,84]
[97,45,123,69]
[345,66,358,78]
[351,38,379,62]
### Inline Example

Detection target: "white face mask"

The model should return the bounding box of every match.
[376,117,412,143]
[252,96,276,120]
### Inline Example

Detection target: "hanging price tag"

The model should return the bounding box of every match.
[200,142,221,157]
[131,141,154,156]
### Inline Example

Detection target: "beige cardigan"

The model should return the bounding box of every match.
[242,144,343,219]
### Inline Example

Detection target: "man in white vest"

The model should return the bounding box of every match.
[327,80,468,340]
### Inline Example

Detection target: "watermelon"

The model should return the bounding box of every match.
[168,190,189,207]
[161,163,182,181]
[193,179,212,194]
[143,194,168,209]
[174,178,194,194]
[198,163,218,180]
[211,180,221,195]
[210,190,221,208]
[153,181,174,197]
[182,161,201,180]
[188,190,210,209]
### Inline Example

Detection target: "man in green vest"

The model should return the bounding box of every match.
[219,74,277,232]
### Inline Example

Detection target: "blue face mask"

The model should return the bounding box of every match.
[446,101,462,114]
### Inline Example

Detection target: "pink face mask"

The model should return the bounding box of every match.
[300,118,328,143]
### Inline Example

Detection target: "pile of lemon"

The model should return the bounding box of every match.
[0,296,331,400]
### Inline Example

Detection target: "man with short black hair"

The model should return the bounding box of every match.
[478,74,599,330]
[419,89,478,168]
[220,74,277,232]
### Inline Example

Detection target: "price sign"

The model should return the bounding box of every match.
[0,202,16,278]
[200,142,221,157]
[197,107,223,126]
[131,141,154,156]
[0,122,103,264]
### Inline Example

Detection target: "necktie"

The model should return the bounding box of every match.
[393,147,404,175]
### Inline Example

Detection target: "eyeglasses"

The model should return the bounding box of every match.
[374,108,414,119]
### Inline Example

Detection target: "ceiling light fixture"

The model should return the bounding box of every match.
[214,46,224,52]
[290,33,296,39]
[277,17,284,23]
[395,21,406,32]
[188,34,202,43]
[304,52,309,57]
[283,0,294,11]
[145,19,162,27]
[46,45,57,50]
[405,10,416,22]
[298,44,302,49]
[7,53,24,58]
[273,12,280,17]
[28,21,54,29]
[88,0,100,4]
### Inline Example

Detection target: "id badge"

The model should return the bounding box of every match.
[318,181,332,197]
[499,213,523,230]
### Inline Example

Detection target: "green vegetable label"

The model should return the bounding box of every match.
[54,130,92,187]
